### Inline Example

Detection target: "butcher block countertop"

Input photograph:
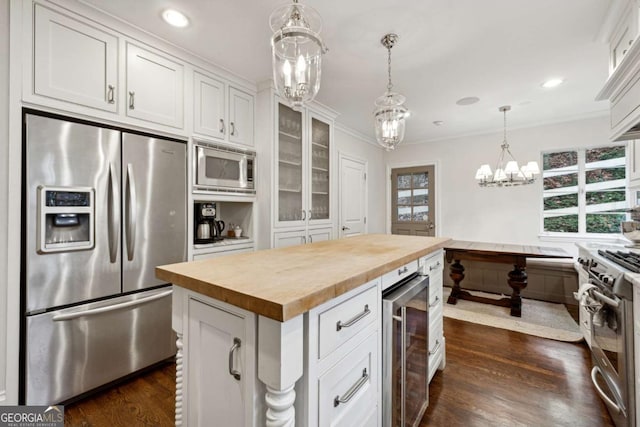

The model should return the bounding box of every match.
[156,234,451,322]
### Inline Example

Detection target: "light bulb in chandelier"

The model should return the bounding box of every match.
[270,0,327,109]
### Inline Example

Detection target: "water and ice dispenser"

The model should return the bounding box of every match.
[37,186,94,253]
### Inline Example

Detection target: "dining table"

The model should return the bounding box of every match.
[443,240,572,317]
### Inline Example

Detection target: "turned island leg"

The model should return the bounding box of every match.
[507,264,527,317]
[258,315,303,427]
[446,259,465,304]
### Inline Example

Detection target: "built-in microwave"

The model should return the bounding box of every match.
[194,142,255,194]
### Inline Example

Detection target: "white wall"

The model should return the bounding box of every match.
[0,0,9,403]
[385,115,612,256]
[334,125,386,233]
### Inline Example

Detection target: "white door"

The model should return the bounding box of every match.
[34,4,118,112]
[126,43,184,128]
[228,87,254,147]
[339,155,367,238]
[193,72,226,140]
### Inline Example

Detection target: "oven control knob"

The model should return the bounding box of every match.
[591,261,598,268]
[578,257,584,265]
[602,275,609,284]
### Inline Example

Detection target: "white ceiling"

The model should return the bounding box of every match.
[80,0,614,143]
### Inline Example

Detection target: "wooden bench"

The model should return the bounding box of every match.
[443,258,578,305]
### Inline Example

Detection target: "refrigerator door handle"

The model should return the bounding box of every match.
[125,163,137,261]
[107,163,119,263]
[52,289,172,321]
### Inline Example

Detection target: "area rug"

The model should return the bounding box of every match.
[441,287,583,342]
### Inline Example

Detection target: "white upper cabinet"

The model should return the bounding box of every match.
[33,4,118,112]
[194,72,255,147]
[194,72,226,139]
[609,0,639,74]
[125,43,184,129]
[228,87,255,147]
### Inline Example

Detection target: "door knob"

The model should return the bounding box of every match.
[342,226,350,231]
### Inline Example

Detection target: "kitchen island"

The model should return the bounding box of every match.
[156,234,450,426]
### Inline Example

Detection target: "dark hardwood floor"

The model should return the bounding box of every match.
[64,317,614,426]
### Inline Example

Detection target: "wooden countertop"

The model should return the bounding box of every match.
[156,234,451,322]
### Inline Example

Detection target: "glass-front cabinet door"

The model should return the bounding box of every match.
[277,103,304,225]
[310,114,330,222]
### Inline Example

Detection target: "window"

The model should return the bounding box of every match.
[542,145,627,234]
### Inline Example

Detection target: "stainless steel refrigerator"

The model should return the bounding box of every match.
[22,112,186,404]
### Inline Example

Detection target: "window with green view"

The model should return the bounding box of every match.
[542,146,627,234]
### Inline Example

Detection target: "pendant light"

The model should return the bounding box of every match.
[475,106,540,187]
[373,33,409,151]
[270,0,327,109]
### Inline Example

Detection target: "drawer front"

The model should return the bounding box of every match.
[428,317,444,381]
[318,332,378,427]
[428,316,443,362]
[420,250,444,277]
[318,283,378,360]
[381,260,418,291]
[428,287,443,323]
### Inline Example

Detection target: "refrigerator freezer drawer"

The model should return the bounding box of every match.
[25,288,176,405]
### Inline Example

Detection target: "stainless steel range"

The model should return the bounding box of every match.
[577,246,635,427]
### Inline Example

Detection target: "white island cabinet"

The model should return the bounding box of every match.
[157,234,450,426]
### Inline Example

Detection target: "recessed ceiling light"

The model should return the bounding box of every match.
[433,120,444,126]
[541,78,564,88]
[456,96,480,106]
[162,9,189,28]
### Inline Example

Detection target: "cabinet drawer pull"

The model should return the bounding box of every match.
[336,304,370,331]
[219,119,225,134]
[302,209,306,220]
[128,91,135,110]
[429,295,440,308]
[107,85,115,104]
[429,261,441,271]
[429,339,442,356]
[228,337,242,381]
[398,266,408,275]
[334,368,368,407]
[230,122,236,136]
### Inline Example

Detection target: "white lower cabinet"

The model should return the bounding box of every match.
[420,249,446,381]
[301,278,381,427]
[176,291,257,427]
[318,331,378,427]
[274,227,333,248]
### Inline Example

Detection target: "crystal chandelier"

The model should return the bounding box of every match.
[475,106,540,187]
[270,0,327,109]
[374,33,409,151]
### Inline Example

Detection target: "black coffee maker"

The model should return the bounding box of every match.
[194,203,220,244]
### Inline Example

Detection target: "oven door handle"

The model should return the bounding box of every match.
[591,290,620,308]
[590,366,623,415]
